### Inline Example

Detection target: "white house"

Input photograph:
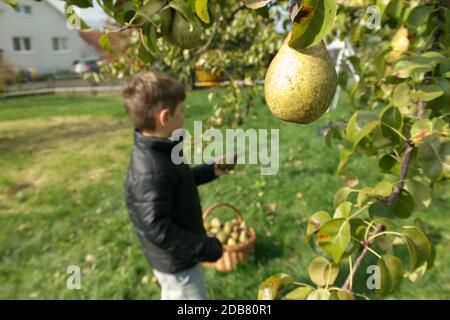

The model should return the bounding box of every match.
[0,0,102,75]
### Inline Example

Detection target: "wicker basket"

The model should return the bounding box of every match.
[202,202,256,272]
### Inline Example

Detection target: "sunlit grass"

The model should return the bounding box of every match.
[0,91,448,299]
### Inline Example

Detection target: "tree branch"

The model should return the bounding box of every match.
[342,93,427,291]
[418,100,426,120]
[195,20,220,56]
[342,141,415,291]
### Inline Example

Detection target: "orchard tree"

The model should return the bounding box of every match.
[3,0,448,299]
[257,0,449,300]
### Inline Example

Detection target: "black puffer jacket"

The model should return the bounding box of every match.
[124,129,223,273]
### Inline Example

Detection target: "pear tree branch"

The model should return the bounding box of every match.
[342,139,416,291]
[341,81,430,291]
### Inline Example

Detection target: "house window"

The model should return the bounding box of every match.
[12,37,32,52]
[15,5,32,15]
[23,5,32,14]
[52,37,69,52]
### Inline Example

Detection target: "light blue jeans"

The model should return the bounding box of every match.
[152,263,207,300]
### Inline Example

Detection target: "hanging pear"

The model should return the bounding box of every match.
[167,12,203,49]
[264,33,338,124]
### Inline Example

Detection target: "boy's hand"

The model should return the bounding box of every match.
[203,237,223,262]
[213,154,237,177]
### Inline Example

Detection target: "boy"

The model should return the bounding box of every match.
[123,71,233,300]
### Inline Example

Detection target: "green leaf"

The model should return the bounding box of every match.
[369,202,395,220]
[376,0,390,17]
[381,106,403,141]
[169,0,196,23]
[308,257,340,287]
[383,0,403,26]
[318,218,351,263]
[306,211,331,242]
[65,3,92,31]
[195,0,210,23]
[379,153,398,172]
[384,255,404,291]
[372,127,394,149]
[357,187,374,208]
[345,113,359,143]
[376,255,404,297]
[392,57,434,78]
[427,77,450,113]
[138,43,153,64]
[255,6,270,19]
[307,288,331,300]
[348,56,361,75]
[136,1,165,28]
[282,286,313,300]
[374,234,394,252]
[350,218,367,242]
[439,60,450,78]
[402,226,432,270]
[432,118,450,136]
[404,263,427,282]
[392,189,415,219]
[407,5,433,32]
[333,187,355,208]
[141,24,159,54]
[111,0,136,24]
[392,83,410,107]
[335,290,356,300]
[417,135,446,181]
[404,179,432,211]
[258,273,294,300]
[242,0,271,9]
[412,85,444,101]
[289,0,337,49]
[346,111,379,143]
[353,121,380,148]
[333,201,352,219]
[288,0,319,47]
[99,33,112,52]
[374,181,393,197]
[67,0,93,9]
[337,148,354,174]
[381,106,403,129]
[411,119,433,145]
[421,51,447,63]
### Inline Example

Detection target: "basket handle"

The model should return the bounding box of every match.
[203,202,243,223]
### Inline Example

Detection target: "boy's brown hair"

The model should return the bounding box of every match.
[122,71,186,130]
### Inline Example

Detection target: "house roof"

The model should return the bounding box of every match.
[44,0,105,57]
[79,31,106,57]
[46,0,66,15]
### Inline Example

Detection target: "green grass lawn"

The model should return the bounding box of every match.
[0,91,449,299]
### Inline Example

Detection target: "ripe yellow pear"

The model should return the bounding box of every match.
[264,34,338,124]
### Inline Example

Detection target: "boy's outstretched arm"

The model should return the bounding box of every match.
[191,155,236,185]
[191,163,217,186]
[130,173,222,262]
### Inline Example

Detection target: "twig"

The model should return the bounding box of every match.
[418,100,426,120]
[117,22,147,32]
[342,141,415,291]
[196,20,220,56]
